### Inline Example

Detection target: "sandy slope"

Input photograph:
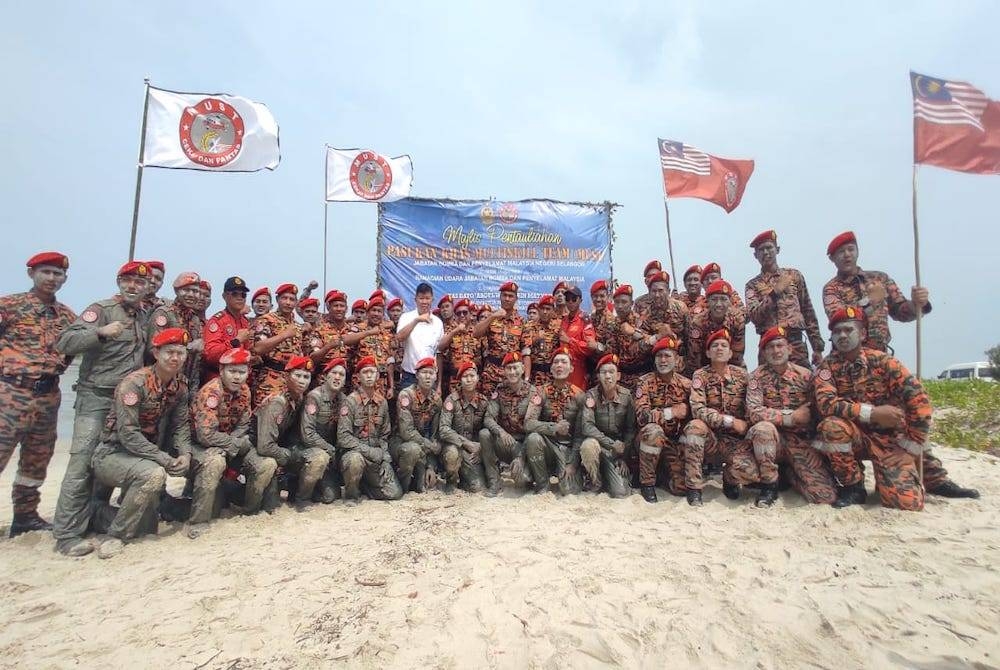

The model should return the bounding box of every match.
[0,444,998,669]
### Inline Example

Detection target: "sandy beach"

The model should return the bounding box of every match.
[0,438,998,669]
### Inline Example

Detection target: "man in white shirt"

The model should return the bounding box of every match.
[395,282,444,391]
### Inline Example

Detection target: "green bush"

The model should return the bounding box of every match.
[924,379,1000,452]
[987,344,1000,378]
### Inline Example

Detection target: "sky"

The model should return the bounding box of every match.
[2,1,998,376]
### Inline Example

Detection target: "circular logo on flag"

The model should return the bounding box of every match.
[498,202,519,224]
[178,98,245,168]
[349,151,393,200]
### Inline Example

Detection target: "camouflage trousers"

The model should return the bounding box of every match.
[814,417,924,511]
[636,423,685,493]
[579,438,632,498]
[188,445,228,524]
[524,434,584,495]
[286,446,331,502]
[340,449,403,501]
[479,428,531,491]
[0,382,61,515]
[91,447,167,541]
[746,422,836,504]
[681,419,761,491]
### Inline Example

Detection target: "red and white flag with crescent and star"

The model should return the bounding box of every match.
[658,139,754,213]
[325,147,413,202]
[143,86,280,172]
[911,71,1000,174]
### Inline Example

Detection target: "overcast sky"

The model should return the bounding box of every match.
[2,1,997,376]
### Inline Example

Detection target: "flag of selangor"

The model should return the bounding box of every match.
[911,71,1000,174]
[325,147,413,202]
[658,139,754,213]
[143,86,280,171]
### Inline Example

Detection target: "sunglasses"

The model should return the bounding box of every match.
[566,295,582,302]
[455,310,470,315]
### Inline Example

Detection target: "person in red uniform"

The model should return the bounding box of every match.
[558,285,596,391]
[203,276,253,383]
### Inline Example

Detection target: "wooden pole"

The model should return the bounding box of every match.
[323,148,330,299]
[128,78,151,261]
[662,199,678,287]
[912,162,924,489]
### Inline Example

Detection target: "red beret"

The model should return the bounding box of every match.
[828,306,865,329]
[750,230,778,249]
[551,346,572,362]
[432,308,440,316]
[652,337,679,354]
[613,283,633,298]
[367,297,385,309]
[285,356,314,372]
[355,355,377,371]
[502,351,521,366]
[200,280,212,292]
[643,260,662,275]
[437,294,453,308]
[537,295,554,307]
[597,353,619,369]
[526,302,538,311]
[219,348,251,365]
[590,279,608,295]
[386,297,402,310]
[27,252,69,269]
[456,361,477,379]
[552,281,568,293]
[705,280,732,297]
[275,283,297,297]
[477,304,493,315]
[173,272,201,290]
[146,261,165,272]
[252,287,271,301]
[827,231,857,256]
[683,264,702,280]
[323,356,348,373]
[706,328,732,348]
[118,261,149,278]
[351,299,367,311]
[645,270,670,287]
[700,263,721,281]
[499,281,519,294]
[324,290,347,304]
[415,357,437,371]
[454,298,471,310]
[298,298,319,310]
[758,326,788,351]
[152,327,189,348]
[369,289,386,301]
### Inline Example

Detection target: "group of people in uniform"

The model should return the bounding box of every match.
[0,228,981,559]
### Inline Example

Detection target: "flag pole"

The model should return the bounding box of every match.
[662,198,678,286]
[911,161,924,490]
[323,147,329,298]
[128,78,151,262]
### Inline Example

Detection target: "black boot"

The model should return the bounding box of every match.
[686,490,703,506]
[927,481,980,499]
[9,512,53,537]
[832,482,867,508]
[723,482,741,500]
[640,486,658,503]
[755,483,779,507]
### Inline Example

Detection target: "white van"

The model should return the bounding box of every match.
[937,362,996,382]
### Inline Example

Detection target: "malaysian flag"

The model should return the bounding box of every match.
[659,139,711,175]
[911,72,988,131]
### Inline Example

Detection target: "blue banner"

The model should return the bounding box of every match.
[378,198,613,310]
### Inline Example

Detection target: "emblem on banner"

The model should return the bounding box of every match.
[179,98,245,167]
[724,172,739,208]
[480,205,495,224]
[349,151,393,200]
[498,202,519,223]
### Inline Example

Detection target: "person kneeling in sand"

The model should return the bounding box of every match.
[524,347,585,495]
[481,352,536,497]
[392,357,445,494]
[299,357,350,504]
[439,362,489,493]
[336,356,403,505]
[579,354,637,498]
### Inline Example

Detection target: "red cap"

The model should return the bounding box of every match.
[285,356,314,372]
[219,348,251,365]
[118,261,149,278]
[437,294,453,308]
[750,230,778,249]
[26,252,69,269]
[526,302,538,311]
[325,290,347,304]
[828,306,865,329]
[477,304,493,315]
[355,355,377,371]
[643,260,662,275]
[706,328,732,348]
[758,326,788,351]
[351,299,367,311]
[454,298,471,310]
[700,263,721,281]
[499,281,519,294]
[275,283,297,297]
[173,272,201,290]
[502,351,521,366]
[415,357,437,371]
[652,337,679,354]
[369,289,386,301]
[367,297,385,309]
[152,327,189,348]
[683,264,702,280]
[827,231,857,256]
[705,280,732,297]
[386,297,403,310]
[552,281,568,294]
[613,284,633,298]
[299,298,319,310]
[596,353,619,369]
[456,361,477,379]
[252,287,271,301]
[551,345,572,362]
[590,279,608,295]
[323,357,348,373]
[146,261,165,272]
[537,294,554,307]
[645,270,670,287]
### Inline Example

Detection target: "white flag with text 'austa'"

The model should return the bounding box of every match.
[143,86,280,172]
[326,147,413,202]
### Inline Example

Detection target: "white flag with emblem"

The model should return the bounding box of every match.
[325,146,413,202]
[142,86,280,172]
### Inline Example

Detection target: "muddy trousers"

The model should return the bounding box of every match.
[579,438,631,498]
[479,429,530,490]
[340,451,403,501]
[91,448,166,541]
[681,419,760,491]
[746,422,836,504]
[636,424,685,493]
[524,433,583,495]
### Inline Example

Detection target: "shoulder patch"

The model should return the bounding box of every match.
[635,386,643,398]
[444,399,454,412]
[225,325,234,335]
[585,396,596,408]
[399,394,411,408]
[205,394,219,409]
[691,328,701,339]
[491,391,498,400]
[155,313,168,327]
[340,405,350,417]
[207,321,219,333]
[82,310,98,323]
[532,394,542,406]
[692,377,703,390]
[818,368,832,381]
[122,391,139,407]
[748,379,759,391]
[306,401,317,415]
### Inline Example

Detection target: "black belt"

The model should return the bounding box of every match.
[1,373,59,395]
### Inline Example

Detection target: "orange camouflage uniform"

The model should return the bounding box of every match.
[684,309,746,376]
[252,311,305,407]
[745,268,825,367]
[520,319,561,387]
[309,318,351,386]
[822,269,928,353]
[348,321,396,396]
[440,326,482,394]
[634,371,691,492]
[0,291,76,514]
[480,313,524,396]
[605,310,653,389]
[189,377,252,523]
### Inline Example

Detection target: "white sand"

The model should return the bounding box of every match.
[0,443,998,669]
